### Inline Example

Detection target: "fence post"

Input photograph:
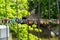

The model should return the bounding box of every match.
[48,0,51,40]
[37,0,41,40]
[56,0,60,40]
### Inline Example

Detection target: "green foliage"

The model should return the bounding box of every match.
[0,0,30,19]
[32,24,37,28]
[9,22,42,40]
[28,0,59,19]
[0,0,42,40]
[29,26,33,30]
[29,34,38,40]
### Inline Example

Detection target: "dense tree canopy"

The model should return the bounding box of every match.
[28,0,60,19]
[0,0,30,19]
[0,0,60,19]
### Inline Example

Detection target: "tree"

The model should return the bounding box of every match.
[28,0,60,19]
[0,0,30,19]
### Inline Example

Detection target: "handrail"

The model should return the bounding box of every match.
[0,19,59,24]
